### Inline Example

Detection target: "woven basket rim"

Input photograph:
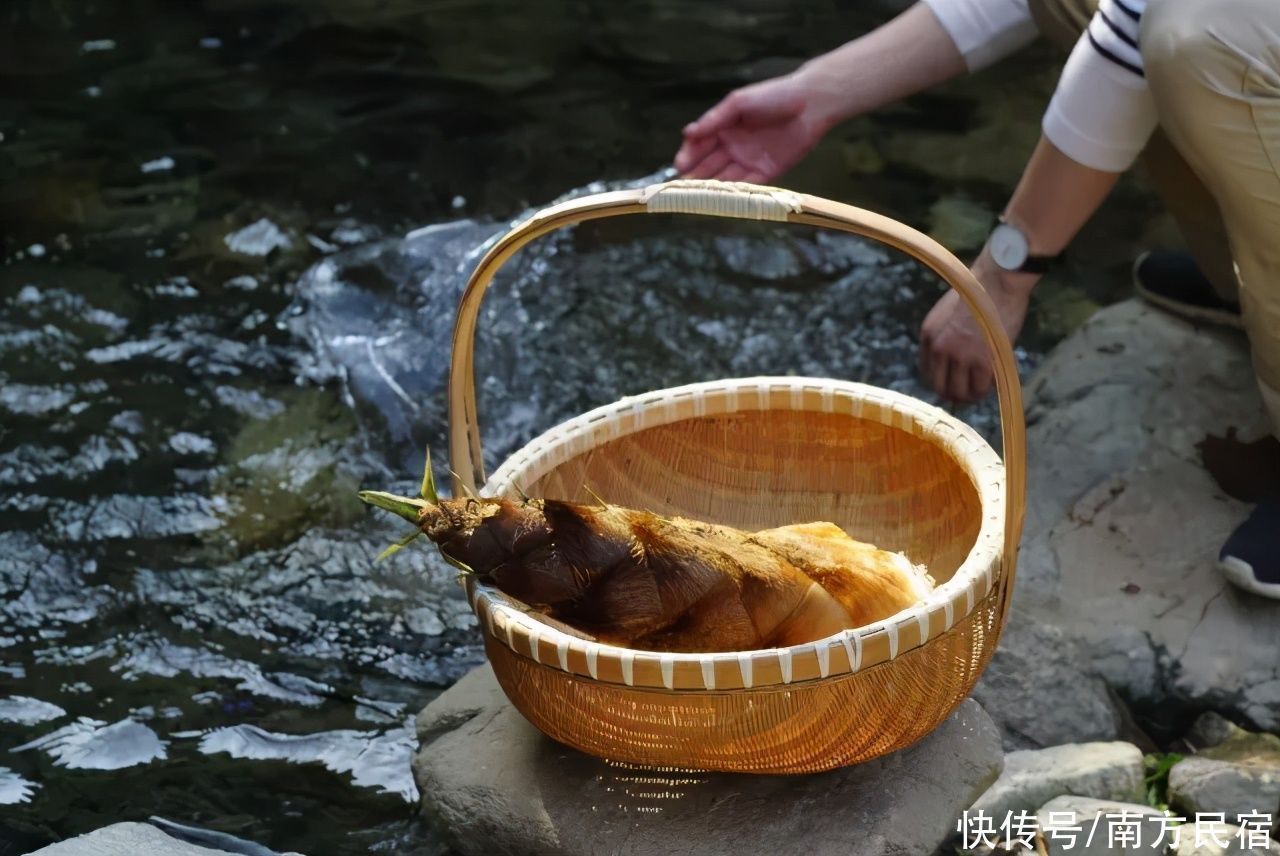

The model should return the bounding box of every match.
[468,375,1005,691]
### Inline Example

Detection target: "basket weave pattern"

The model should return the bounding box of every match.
[487,589,1000,772]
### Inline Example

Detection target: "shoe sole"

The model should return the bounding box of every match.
[1132,254,1245,330]
[1219,555,1280,600]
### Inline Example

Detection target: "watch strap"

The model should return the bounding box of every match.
[1017,254,1057,275]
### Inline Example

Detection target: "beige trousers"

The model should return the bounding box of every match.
[1029,0,1280,432]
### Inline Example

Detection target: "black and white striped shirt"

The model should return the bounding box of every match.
[924,0,1157,171]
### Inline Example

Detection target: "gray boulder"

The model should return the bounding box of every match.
[972,741,1145,821]
[972,619,1128,750]
[413,665,1003,856]
[1036,795,1166,855]
[1168,720,1280,827]
[1010,301,1280,731]
[1189,713,1249,751]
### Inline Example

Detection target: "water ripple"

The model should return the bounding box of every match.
[14,717,168,770]
[192,719,418,802]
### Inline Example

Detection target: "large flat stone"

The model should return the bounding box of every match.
[30,822,241,855]
[413,665,1003,856]
[1011,301,1280,732]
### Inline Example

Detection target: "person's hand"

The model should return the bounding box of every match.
[919,247,1036,403]
[673,70,838,184]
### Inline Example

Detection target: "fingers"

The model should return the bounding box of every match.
[715,163,750,182]
[969,363,994,400]
[928,344,950,401]
[683,148,732,180]
[674,134,718,174]
[948,360,972,402]
[682,83,805,142]
[920,331,995,404]
[683,92,744,140]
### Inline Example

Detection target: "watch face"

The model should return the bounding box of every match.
[990,223,1029,271]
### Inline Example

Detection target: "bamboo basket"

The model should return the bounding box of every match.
[447,179,1026,774]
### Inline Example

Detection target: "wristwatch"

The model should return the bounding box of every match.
[988,218,1059,274]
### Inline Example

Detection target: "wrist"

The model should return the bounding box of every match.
[975,244,1040,297]
[792,60,854,132]
[999,209,1062,259]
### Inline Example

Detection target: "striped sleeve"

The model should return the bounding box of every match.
[1085,0,1145,76]
[1041,0,1157,172]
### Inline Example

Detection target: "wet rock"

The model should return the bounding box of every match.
[1031,280,1103,343]
[1013,301,1280,732]
[28,821,295,855]
[972,741,1145,821]
[213,388,366,551]
[288,182,1031,475]
[971,619,1127,750]
[414,665,1003,856]
[926,195,994,253]
[1168,722,1280,827]
[880,84,1051,187]
[1188,712,1250,750]
[224,217,293,257]
[1036,795,1166,854]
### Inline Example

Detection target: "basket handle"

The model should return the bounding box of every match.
[447,180,1026,605]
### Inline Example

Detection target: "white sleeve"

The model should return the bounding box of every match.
[1041,1,1157,172]
[920,0,1039,71]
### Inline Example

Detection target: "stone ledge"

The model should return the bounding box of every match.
[413,665,1003,856]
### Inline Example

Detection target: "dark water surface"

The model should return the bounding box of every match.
[0,2,1164,853]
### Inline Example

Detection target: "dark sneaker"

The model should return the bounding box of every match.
[1219,494,1280,600]
[1133,250,1243,328]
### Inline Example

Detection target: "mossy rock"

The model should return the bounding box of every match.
[214,388,365,552]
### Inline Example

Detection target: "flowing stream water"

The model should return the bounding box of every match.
[0,2,1164,853]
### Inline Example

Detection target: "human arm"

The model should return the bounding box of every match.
[919,136,1121,402]
[919,0,1158,402]
[674,3,972,183]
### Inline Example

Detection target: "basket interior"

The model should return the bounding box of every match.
[524,408,982,585]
